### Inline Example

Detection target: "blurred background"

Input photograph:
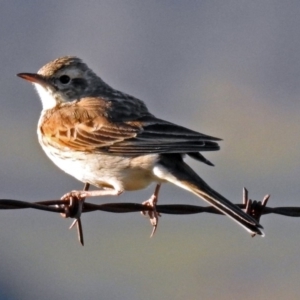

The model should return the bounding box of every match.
[0,1,300,299]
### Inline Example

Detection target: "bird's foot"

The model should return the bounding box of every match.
[60,191,86,219]
[59,183,90,246]
[141,184,161,237]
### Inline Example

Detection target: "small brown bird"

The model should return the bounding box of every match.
[17,56,263,236]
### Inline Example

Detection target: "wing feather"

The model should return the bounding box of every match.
[40,97,221,162]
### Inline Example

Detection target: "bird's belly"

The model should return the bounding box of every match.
[41,144,160,191]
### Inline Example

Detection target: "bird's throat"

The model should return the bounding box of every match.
[34,84,62,110]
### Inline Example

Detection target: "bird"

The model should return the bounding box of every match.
[17,56,264,236]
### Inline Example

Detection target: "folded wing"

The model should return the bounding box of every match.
[40,97,221,165]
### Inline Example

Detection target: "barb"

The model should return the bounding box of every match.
[1,187,299,245]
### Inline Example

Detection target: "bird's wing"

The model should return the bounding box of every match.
[40,97,221,162]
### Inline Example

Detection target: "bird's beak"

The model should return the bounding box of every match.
[17,73,49,87]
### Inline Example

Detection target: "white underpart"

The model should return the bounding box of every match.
[34,83,58,110]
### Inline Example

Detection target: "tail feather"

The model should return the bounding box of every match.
[154,156,264,236]
[191,187,264,236]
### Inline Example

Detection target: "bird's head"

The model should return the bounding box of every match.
[17,56,107,110]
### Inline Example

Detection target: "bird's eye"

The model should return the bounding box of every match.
[59,75,71,84]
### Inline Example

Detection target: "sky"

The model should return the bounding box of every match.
[0,1,300,299]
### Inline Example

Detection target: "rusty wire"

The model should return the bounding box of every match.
[0,186,299,245]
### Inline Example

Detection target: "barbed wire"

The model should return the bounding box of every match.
[1,186,299,245]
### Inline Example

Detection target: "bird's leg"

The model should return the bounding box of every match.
[61,188,123,201]
[61,185,124,245]
[141,183,162,237]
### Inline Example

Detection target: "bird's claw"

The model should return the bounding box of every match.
[60,191,85,219]
[141,194,161,237]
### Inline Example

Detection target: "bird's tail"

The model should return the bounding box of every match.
[154,158,264,236]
